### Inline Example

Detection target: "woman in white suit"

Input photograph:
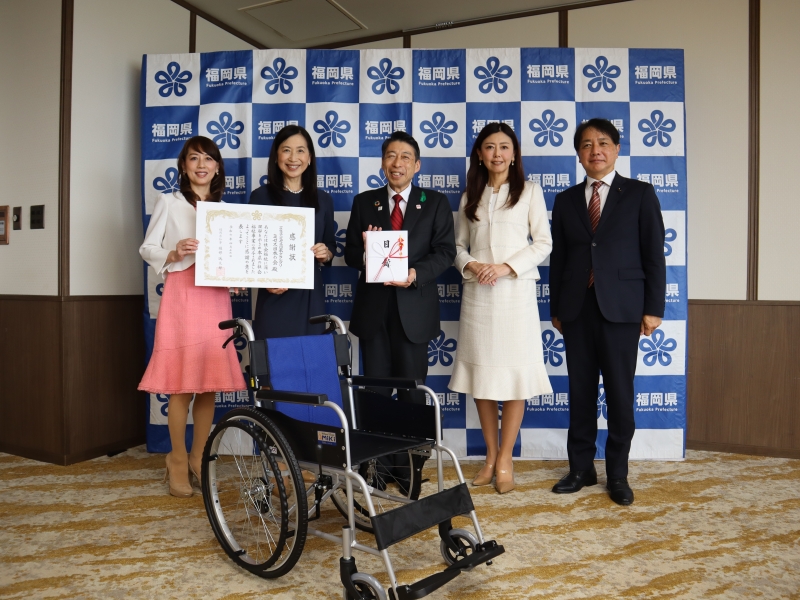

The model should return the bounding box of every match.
[449,123,553,493]
[139,136,245,498]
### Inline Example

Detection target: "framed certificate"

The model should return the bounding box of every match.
[366,230,408,283]
[195,202,315,289]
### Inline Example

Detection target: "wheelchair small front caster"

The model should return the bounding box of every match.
[440,528,479,569]
[347,572,387,600]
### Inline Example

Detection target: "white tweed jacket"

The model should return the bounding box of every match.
[140,192,200,276]
[454,181,552,281]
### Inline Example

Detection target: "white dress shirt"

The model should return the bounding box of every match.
[387,183,411,216]
[584,170,616,214]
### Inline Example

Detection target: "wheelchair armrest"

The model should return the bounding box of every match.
[350,376,421,390]
[255,390,328,405]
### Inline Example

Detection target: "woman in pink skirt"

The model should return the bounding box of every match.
[139,136,245,498]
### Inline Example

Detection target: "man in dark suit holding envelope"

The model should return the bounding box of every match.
[345,131,456,403]
[549,118,666,505]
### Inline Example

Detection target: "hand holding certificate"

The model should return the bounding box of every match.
[366,230,409,284]
[195,202,315,289]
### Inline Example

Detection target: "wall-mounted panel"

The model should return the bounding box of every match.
[411,13,558,49]
[70,0,189,295]
[570,0,749,300]
[758,0,800,300]
[196,16,256,52]
[0,0,62,295]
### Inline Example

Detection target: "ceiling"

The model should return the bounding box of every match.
[185,0,610,49]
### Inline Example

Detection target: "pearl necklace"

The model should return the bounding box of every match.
[283,186,303,194]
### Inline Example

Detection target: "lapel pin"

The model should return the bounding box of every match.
[416,204,421,209]
[374,200,381,206]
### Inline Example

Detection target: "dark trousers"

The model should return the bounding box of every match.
[562,287,641,479]
[359,288,428,404]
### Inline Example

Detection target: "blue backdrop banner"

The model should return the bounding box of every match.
[140,47,687,460]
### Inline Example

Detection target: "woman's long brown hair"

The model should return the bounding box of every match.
[463,122,525,222]
[177,136,225,206]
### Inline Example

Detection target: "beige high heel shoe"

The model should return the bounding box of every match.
[188,453,202,488]
[472,463,495,486]
[164,452,193,498]
[495,463,515,494]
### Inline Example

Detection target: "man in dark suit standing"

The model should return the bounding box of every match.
[345,131,456,403]
[549,118,666,505]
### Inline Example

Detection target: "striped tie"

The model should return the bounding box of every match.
[587,181,602,287]
[391,194,404,230]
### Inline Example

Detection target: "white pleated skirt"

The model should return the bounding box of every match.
[448,278,553,401]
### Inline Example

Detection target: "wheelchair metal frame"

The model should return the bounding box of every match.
[206,315,503,600]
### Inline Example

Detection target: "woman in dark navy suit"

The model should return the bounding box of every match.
[249,125,336,339]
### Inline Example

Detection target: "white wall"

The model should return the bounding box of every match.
[341,38,404,50]
[196,17,256,52]
[70,0,189,295]
[570,0,750,300]
[758,0,800,300]
[412,13,558,48]
[0,0,62,295]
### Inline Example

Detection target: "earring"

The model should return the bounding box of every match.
[479,160,482,166]
[215,170,219,175]
[511,160,515,166]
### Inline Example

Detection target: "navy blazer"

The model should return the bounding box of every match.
[549,173,666,323]
[344,185,456,344]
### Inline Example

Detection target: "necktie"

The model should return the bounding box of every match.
[587,181,603,287]
[391,194,404,230]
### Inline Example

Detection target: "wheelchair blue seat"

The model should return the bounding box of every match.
[266,334,343,427]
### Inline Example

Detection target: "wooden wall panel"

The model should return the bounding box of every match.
[0,295,146,465]
[687,301,800,457]
[62,296,146,463]
[0,297,64,462]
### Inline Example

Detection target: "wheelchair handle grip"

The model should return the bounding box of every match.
[308,314,331,325]
[218,319,239,330]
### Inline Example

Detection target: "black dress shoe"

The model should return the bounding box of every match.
[551,467,598,493]
[607,478,634,505]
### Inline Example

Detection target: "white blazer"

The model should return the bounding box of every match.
[140,192,199,276]
[454,181,552,282]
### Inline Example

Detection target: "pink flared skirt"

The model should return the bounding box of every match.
[138,265,246,395]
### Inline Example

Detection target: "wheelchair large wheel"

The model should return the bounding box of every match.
[202,407,307,578]
[330,450,426,533]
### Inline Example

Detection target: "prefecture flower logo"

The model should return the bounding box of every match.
[207,112,244,149]
[260,174,269,187]
[367,58,404,95]
[428,330,457,367]
[597,385,607,420]
[639,328,677,367]
[638,110,676,147]
[419,112,458,149]
[313,111,351,148]
[333,220,346,257]
[664,228,677,256]
[474,56,512,94]
[583,55,621,93]
[154,61,192,97]
[367,169,388,189]
[261,57,298,95]
[529,110,568,147]
[153,167,180,194]
[542,329,565,366]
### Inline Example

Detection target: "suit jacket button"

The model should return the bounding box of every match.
[592,242,597,247]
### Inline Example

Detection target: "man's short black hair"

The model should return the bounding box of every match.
[573,118,621,151]
[381,131,420,161]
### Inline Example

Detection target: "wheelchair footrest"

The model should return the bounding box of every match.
[371,483,474,551]
[391,541,505,600]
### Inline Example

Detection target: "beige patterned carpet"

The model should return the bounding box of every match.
[1,447,799,599]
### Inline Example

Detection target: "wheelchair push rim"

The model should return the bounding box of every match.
[201,407,308,578]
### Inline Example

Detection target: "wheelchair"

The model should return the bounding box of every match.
[201,314,504,599]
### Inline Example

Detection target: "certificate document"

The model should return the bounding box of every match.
[195,202,315,289]
[365,230,408,283]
